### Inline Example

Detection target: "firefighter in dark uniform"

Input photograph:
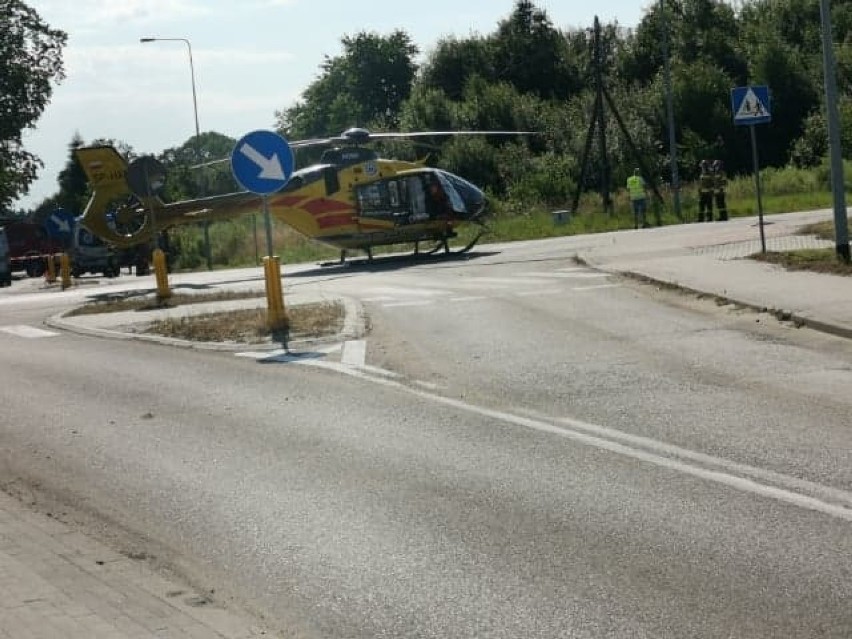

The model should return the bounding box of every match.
[713,159,728,221]
[698,160,714,222]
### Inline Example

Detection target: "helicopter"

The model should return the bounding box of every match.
[74,128,534,263]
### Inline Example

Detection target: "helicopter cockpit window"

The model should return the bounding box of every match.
[436,170,486,219]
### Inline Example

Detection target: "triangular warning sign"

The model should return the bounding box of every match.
[735,88,768,120]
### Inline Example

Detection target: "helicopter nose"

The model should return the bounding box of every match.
[441,171,486,219]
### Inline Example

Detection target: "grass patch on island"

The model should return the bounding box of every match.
[751,248,852,276]
[798,216,852,242]
[143,301,345,344]
[67,290,266,316]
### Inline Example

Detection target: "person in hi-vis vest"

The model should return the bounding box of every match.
[626,168,648,229]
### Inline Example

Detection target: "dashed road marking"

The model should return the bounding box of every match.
[573,284,622,292]
[449,296,489,302]
[514,289,562,297]
[516,271,612,279]
[341,339,367,368]
[381,300,435,308]
[0,325,60,339]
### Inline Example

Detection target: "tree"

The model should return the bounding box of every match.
[491,0,579,100]
[158,131,238,199]
[276,31,418,139]
[420,36,497,101]
[54,133,89,215]
[0,1,67,207]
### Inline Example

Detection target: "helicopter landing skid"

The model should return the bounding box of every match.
[318,226,486,268]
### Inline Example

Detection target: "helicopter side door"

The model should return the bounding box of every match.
[355,175,450,226]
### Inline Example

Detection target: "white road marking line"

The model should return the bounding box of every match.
[516,272,612,279]
[235,343,341,362]
[449,296,488,302]
[572,284,622,292]
[361,296,396,302]
[514,289,562,297]
[297,360,852,522]
[413,380,446,391]
[359,364,401,378]
[0,325,60,339]
[365,286,447,298]
[556,267,592,273]
[381,300,435,308]
[462,277,546,286]
[341,340,367,368]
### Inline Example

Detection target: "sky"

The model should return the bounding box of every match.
[16,0,649,211]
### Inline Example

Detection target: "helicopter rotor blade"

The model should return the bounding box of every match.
[366,130,538,139]
[189,129,538,169]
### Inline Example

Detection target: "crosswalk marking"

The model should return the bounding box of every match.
[0,325,59,339]
[449,296,488,302]
[516,271,611,279]
[461,277,545,286]
[514,288,562,297]
[573,284,621,292]
[358,268,618,309]
[381,300,435,308]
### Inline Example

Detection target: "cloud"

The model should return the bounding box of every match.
[34,0,211,28]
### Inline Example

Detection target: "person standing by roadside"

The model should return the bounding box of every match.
[626,168,648,229]
[713,159,728,221]
[698,160,714,222]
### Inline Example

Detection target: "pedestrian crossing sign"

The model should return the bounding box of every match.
[731,85,771,126]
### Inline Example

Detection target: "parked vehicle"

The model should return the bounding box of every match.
[3,220,63,277]
[70,222,119,278]
[0,228,11,287]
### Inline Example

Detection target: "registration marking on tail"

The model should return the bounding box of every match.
[0,325,60,339]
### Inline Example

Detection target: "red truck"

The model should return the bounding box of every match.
[2,220,64,277]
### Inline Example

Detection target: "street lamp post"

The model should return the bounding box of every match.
[140,36,213,270]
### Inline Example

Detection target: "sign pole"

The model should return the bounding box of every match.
[819,0,850,262]
[229,129,293,329]
[749,125,766,254]
[262,195,274,258]
[732,85,771,254]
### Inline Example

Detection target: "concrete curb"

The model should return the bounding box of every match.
[616,268,852,341]
[45,295,367,352]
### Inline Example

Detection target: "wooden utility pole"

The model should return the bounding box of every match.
[571,16,667,219]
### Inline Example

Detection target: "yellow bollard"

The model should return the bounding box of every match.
[263,256,287,329]
[59,253,71,290]
[45,253,57,284]
[153,248,171,301]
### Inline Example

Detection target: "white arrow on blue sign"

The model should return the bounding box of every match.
[45,208,76,241]
[731,85,771,126]
[230,129,294,195]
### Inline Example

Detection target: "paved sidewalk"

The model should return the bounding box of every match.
[578,212,852,339]
[0,491,270,638]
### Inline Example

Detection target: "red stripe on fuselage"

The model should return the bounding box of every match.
[317,213,356,229]
[304,198,353,216]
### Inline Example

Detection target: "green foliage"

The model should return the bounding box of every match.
[420,37,496,101]
[490,0,580,100]
[276,30,418,138]
[0,0,66,207]
[158,132,239,200]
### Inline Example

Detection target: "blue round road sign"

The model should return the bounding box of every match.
[45,207,76,242]
[230,130,294,195]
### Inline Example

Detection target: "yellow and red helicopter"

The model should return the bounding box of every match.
[75,128,532,263]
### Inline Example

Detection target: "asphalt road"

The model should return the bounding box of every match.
[1,232,852,637]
